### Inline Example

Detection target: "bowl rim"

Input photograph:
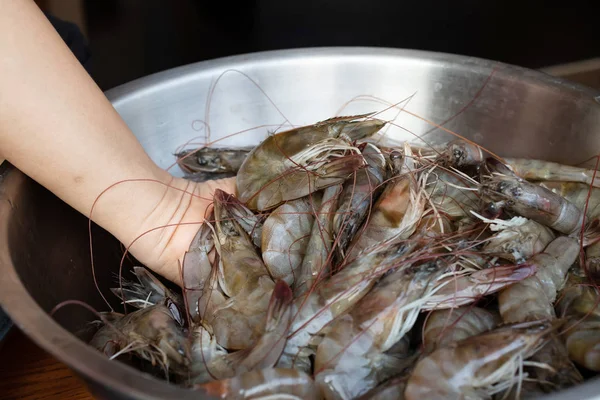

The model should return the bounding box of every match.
[2,46,600,399]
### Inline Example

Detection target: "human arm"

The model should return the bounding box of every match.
[0,0,234,283]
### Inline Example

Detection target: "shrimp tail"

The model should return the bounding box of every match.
[265,280,294,332]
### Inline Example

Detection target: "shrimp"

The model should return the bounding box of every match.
[422,263,537,311]
[236,113,386,211]
[261,196,319,286]
[89,303,191,375]
[480,174,583,235]
[182,171,238,183]
[333,143,387,260]
[195,368,318,399]
[539,181,600,220]
[176,146,252,174]
[439,139,485,168]
[481,218,555,263]
[425,166,480,223]
[586,240,600,277]
[295,184,342,296]
[224,193,265,249]
[314,261,444,400]
[211,189,275,349]
[422,306,499,353]
[556,268,600,371]
[404,320,556,400]
[111,266,184,311]
[181,212,226,323]
[498,235,583,392]
[278,241,421,373]
[191,280,293,383]
[504,157,600,187]
[346,143,426,258]
[498,236,579,323]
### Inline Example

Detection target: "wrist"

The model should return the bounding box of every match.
[125,175,236,284]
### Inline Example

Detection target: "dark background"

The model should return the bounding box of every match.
[43,0,600,91]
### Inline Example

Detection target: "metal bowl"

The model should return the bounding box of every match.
[1,47,600,399]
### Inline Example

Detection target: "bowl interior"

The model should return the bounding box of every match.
[2,48,600,399]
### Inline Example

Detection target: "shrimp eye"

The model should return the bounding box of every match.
[390,151,403,161]
[497,181,508,192]
[483,202,501,218]
[452,148,464,162]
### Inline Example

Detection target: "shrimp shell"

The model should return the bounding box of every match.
[295,184,342,296]
[314,262,442,400]
[422,306,500,353]
[404,320,556,400]
[347,143,426,258]
[176,146,252,174]
[333,142,387,260]
[504,158,600,187]
[236,114,385,211]
[482,218,555,263]
[262,196,319,286]
[556,270,600,371]
[191,281,293,383]
[480,175,583,235]
[498,236,580,323]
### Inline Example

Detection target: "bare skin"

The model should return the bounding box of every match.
[0,0,235,284]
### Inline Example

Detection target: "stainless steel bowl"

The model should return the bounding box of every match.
[1,47,599,399]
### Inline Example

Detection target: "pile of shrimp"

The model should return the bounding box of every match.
[87,112,600,399]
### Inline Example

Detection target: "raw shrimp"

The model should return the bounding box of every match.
[261,196,318,286]
[333,143,387,259]
[191,280,293,383]
[481,217,555,263]
[195,368,318,399]
[425,166,480,223]
[439,139,485,168]
[504,158,600,187]
[540,181,600,221]
[404,320,556,400]
[422,262,537,311]
[498,236,579,323]
[111,266,184,311]
[278,241,421,373]
[236,113,386,211]
[556,269,600,371]
[181,212,226,323]
[586,241,600,277]
[346,143,426,258]
[314,261,443,400]
[211,189,275,349]
[480,174,584,235]
[182,171,238,183]
[498,235,583,392]
[189,323,228,380]
[295,184,342,296]
[422,306,499,353]
[176,146,252,174]
[223,194,265,249]
[89,303,191,374]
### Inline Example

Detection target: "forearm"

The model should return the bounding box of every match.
[0,1,219,282]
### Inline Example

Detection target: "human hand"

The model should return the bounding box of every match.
[126,176,237,284]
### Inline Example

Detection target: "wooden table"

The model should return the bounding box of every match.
[0,329,93,400]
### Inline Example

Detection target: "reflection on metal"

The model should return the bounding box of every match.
[1,48,600,399]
